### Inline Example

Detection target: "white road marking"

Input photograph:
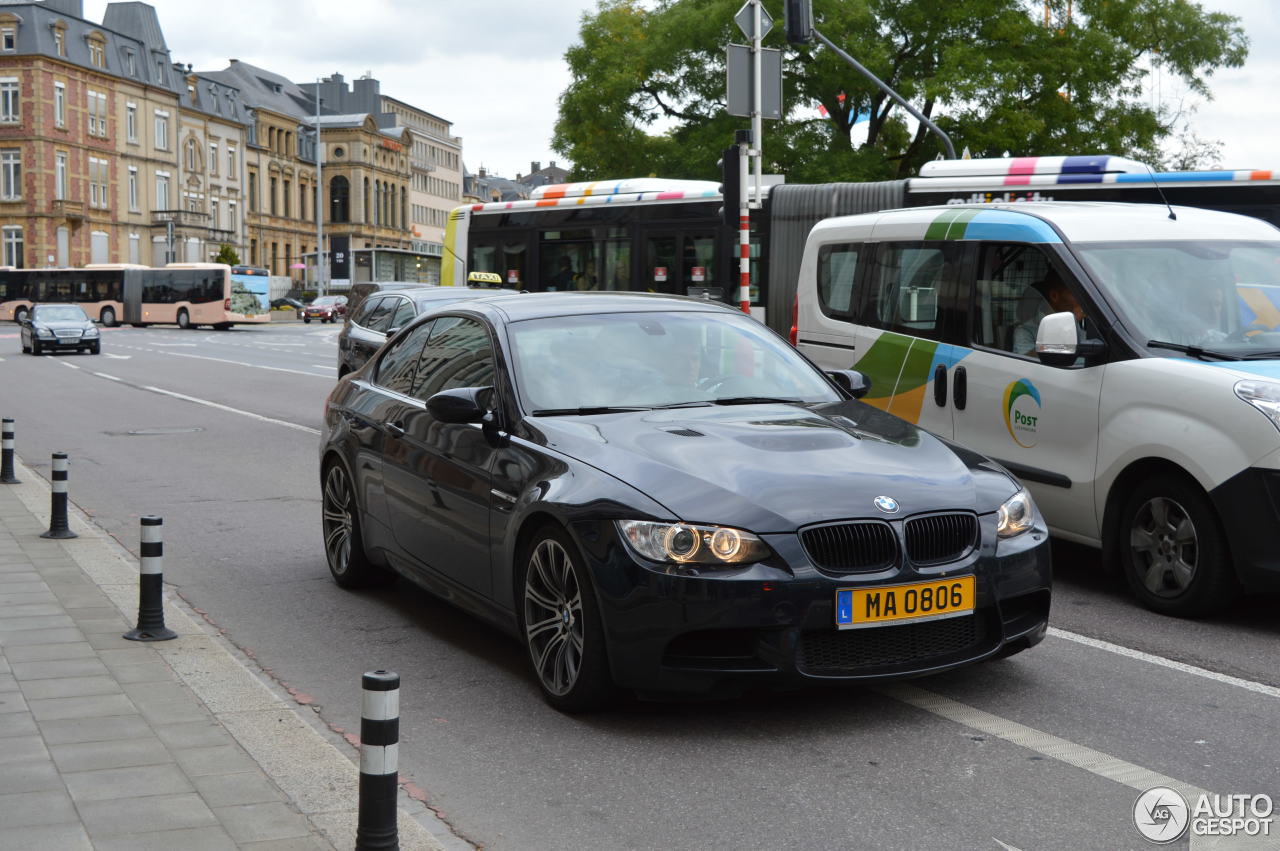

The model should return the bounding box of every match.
[142,385,320,434]
[252,341,304,346]
[311,364,337,370]
[150,342,198,347]
[880,683,1207,801]
[1049,626,1280,699]
[60,361,80,370]
[93,372,122,382]
[103,353,131,359]
[150,349,334,378]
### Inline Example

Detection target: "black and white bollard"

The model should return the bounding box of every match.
[0,419,18,484]
[356,670,400,851]
[39,452,77,539]
[123,516,176,641]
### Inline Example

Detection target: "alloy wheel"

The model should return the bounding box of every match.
[524,538,584,697]
[1129,496,1198,598]
[322,465,354,576]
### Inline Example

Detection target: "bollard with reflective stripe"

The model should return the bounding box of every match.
[0,419,19,484]
[39,452,77,539]
[356,670,400,851]
[123,516,176,641]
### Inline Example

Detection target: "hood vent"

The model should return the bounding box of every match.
[663,428,706,437]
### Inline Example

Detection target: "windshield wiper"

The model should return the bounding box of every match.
[1146,340,1241,361]
[529,406,651,416]
[709,396,806,406]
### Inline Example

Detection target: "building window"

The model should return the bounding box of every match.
[89,157,108,208]
[2,225,22,267]
[154,110,169,150]
[247,169,257,211]
[0,148,18,200]
[54,82,65,127]
[156,172,170,209]
[185,138,197,171]
[209,142,218,176]
[227,146,236,176]
[228,200,237,233]
[125,50,136,77]
[129,232,139,264]
[53,26,65,57]
[250,238,257,265]
[87,90,107,137]
[155,57,165,84]
[269,176,277,216]
[126,102,137,142]
[0,78,18,123]
[88,39,105,68]
[210,197,219,230]
[330,175,350,223]
[1,27,14,52]
[283,179,290,218]
[55,151,67,200]
[128,166,138,211]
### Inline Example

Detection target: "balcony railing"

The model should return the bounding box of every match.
[52,199,85,219]
[152,209,210,227]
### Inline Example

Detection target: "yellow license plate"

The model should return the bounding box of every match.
[835,575,976,630]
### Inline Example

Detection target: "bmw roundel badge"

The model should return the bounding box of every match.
[874,495,900,514]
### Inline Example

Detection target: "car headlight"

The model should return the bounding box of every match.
[83,326,99,337]
[617,520,770,565]
[35,325,53,337]
[1235,380,1280,434]
[996,489,1036,539]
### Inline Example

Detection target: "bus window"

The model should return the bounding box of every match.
[682,232,717,294]
[645,234,678,295]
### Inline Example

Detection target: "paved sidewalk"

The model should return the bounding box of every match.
[0,458,454,850]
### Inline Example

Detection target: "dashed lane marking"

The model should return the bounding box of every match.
[93,372,122,382]
[142,385,320,434]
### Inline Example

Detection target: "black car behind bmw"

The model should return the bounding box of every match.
[319,293,1051,712]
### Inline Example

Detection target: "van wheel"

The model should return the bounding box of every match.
[1117,473,1236,617]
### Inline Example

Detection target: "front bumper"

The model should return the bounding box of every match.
[36,333,96,350]
[573,515,1052,697]
[1209,466,1280,592]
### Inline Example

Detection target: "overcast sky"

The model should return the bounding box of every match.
[83,0,1278,177]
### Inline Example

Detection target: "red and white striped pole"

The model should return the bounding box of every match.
[738,134,751,316]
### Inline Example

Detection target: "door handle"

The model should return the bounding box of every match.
[386,421,406,436]
[954,366,968,411]
[933,364,948,408]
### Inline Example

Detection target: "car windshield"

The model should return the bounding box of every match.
[1074,240,1280,356]
[34,306,88,322]
[312,297,341,306]
[507,310,840,412]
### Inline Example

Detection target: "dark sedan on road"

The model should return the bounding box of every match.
[337,286,518,377]
[319,293,1052,711]
[20,303,101,355]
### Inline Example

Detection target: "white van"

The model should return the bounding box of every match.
[796,201,1280,616]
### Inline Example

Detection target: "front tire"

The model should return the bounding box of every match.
[1118,473,1236,617]
[31,341,41,356]
[304,316,312,324]
[322,461,391,589]
[520,527,614,713]
[87,342,100,355]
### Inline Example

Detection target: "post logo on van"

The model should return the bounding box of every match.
[1003,379,1042,448]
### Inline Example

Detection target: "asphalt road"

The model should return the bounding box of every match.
[2,320,1277,851]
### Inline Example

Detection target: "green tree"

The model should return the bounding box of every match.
[553,0,1247,182]
[213,243,241,265]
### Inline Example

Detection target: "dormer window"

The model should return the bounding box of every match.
[86,32,106,68]
[124,49,136,76]
[51,21,66,56]
[1,27,15,52]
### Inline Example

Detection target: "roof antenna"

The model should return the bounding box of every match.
[1144,161,1176,221]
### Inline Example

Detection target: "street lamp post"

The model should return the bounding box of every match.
[314,79,325,297]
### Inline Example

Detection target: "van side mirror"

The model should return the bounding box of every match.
[1036,311,1106,367]
[825,369,872,399]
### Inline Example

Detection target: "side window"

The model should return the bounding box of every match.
[817,243,861,317]
[363,298,396,334]
[411,317,496,402]
[863,243,964,341]
[972,243,1068,357]
[351,296,384,327]
[375,320,434,395]
[388,297,416,332]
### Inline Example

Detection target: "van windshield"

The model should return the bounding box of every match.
[1074,240,1280,357]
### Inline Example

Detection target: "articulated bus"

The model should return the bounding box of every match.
[442,155,1280,335]
[0,262,272,329]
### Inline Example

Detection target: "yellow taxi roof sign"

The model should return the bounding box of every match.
[467,271,504,286]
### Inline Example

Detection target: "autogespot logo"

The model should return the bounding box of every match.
[1002,379,1042,448]
[1134,786,1190,844]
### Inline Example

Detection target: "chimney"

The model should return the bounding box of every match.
[478,167,487,179]
[531,161,541,173]
[550,161,557,169]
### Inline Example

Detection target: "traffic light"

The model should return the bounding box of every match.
[784,0,813,44]
[717,145,741,229]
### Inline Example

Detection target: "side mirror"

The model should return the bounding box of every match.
[426,386,490,424]
[825,369,872,399]
[1036,311,1105,367]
